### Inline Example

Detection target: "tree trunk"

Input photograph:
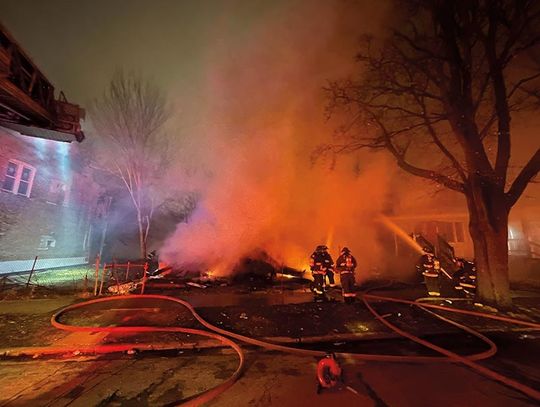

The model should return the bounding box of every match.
[466,179,512,308]
[137,210,147,259]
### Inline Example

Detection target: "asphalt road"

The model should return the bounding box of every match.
[0,331,538,407]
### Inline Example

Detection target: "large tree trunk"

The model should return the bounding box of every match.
[137,210,147,259]
[466,178,512,308]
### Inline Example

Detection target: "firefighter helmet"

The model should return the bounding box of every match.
[422,246,433,254]
[316,245,328,252]
[341,247,351,254]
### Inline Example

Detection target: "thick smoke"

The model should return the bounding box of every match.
[161,0,395,278]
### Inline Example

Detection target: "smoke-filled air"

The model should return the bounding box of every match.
[160,1,397,279]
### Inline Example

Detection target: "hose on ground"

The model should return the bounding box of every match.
[49,293,540,405]
[362,293,540,402]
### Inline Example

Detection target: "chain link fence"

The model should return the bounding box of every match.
[0,257,95,297]
[0,254,157,298]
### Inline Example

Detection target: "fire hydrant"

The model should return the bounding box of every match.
[316,353,343,394]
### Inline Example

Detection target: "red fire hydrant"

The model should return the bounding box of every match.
[316,353,343,394]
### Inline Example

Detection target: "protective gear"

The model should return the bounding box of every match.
[310,246,334,300]
[422,246,433,254]
[336,249,357,302]
[325,268,336,289]
[453,258,477,297]
[323,247,336,288]
[418,252,440,296]
[341,247,351,254]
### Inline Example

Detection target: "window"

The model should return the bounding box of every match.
[1,160,36,197]
[435,221,454,242]
[437,221,465,243]
[47,180,70,206]
[38,235,56,250]
[416,220,466,244]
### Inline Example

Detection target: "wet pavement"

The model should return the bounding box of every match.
[0,332,538,406]
[0,284,539,405]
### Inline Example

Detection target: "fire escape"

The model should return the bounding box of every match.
[0,22,84,143]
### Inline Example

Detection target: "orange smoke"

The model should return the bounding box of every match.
[160,1,393,277]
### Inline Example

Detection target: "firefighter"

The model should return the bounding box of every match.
[321,246,336,289]
[336,247,357,303]
[310,245,333,301]
[417,247,441,296]
[453,258,477,296]
[146,250,159,275]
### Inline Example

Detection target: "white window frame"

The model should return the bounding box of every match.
[37,235,56,250]
[1,159,36,197]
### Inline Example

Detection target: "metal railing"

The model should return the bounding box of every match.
[508,238,540,258]
[92,257,150,296]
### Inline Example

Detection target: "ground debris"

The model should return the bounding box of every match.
[187,282,207,289]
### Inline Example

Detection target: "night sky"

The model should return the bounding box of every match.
[0,1,272,99]
[0,1,387,130]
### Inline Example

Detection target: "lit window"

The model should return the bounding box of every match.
[436,221,454,242]
[1,160,36,197]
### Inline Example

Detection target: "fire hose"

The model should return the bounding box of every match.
[47,293,540,405]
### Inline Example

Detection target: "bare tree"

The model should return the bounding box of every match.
[325,0,540,307]
[91,71,170,259]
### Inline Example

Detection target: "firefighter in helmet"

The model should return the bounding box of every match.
[310,245,334,301]
[336,247,357,303]
[322,246,336,289]
[417,246,441,296]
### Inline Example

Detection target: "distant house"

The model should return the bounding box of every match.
[0,127,105,273]
[386,201,540,285]
[389,206,540,259]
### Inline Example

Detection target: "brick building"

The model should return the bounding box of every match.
[0,127,105,273]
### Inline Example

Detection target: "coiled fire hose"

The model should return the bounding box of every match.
[49,293,540,405]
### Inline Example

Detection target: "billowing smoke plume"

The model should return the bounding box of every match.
[161,0,395,278]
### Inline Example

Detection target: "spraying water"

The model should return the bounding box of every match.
[377,215,424,254]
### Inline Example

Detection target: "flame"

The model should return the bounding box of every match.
[278,273,297,279]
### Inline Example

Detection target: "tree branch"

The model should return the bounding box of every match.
[374,116,465,193]
[508,72,540,99]
[506,148,540,207]
[411,90,467,181]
